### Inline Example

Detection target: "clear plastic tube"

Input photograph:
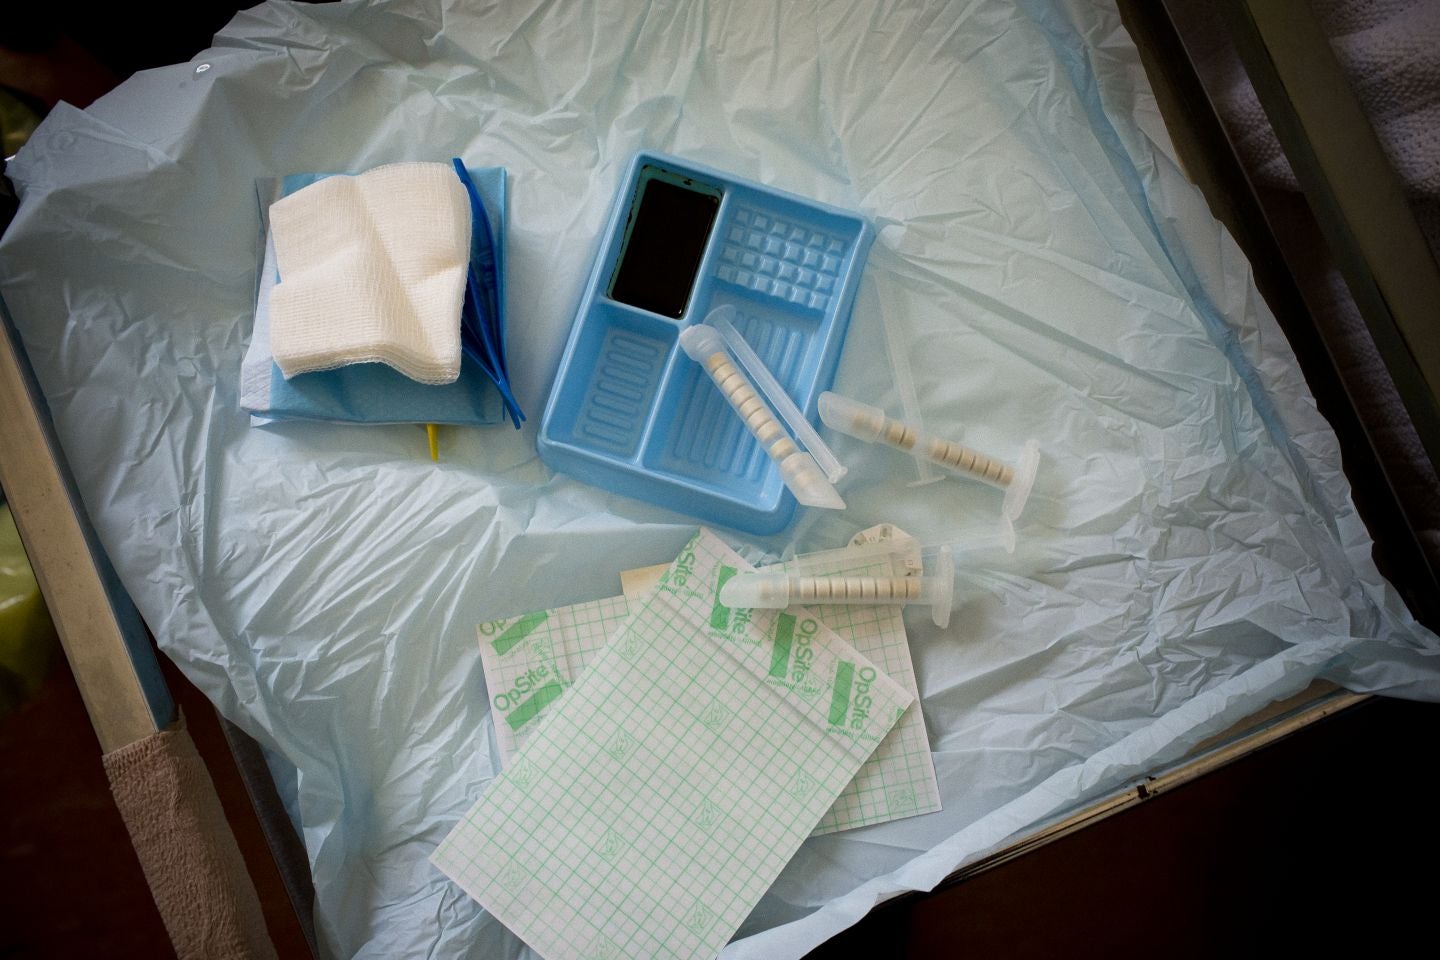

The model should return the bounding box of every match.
[707,306,845,483]
[720,545,955,627]
[819,391,1038,549]
[679,325,845,510]
[874,307,940,486]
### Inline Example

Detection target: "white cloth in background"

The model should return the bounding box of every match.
[1190,0,1440,247]
[268,162,469,384]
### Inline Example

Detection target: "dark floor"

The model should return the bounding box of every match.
[0,655,173,958]
[4,644,1439,958]
[0,640,311,959]
[810,694,1440,958]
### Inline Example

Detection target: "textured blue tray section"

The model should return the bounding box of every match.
[539,152,872,534]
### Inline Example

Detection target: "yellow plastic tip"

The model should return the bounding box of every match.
[426,423,440,461]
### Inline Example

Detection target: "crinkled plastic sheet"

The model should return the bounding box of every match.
[2,0,1438,957]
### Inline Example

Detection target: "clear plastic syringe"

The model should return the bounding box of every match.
[720,545,955,627]
[679,324,845,510]
[819,391,1038,548]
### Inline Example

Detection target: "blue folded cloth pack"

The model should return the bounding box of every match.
[239,164,512,427]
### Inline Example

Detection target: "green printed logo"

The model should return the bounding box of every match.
[709,565,738,630]
[497,859,531,894]
[787,769,819,802]
[698,700,733,733]
[827,661,855,726]
[585,935,621,960]
[596,826,628,862]
[681,901,717,937]
[826,661,879,733]
[614,628,646,662]
[886,786,918,816]
[767,613,794,678]
[662,543,700,593]
[492,660,558,711]
[507,758,536,793]
[767,614,819,685]
[692,797,723,834]
[502,680,566,731]
[604,729,638,764]
[728,604,754,640]
[795,670,826,702]
[481,611,549,656]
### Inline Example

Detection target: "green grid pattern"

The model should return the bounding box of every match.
[436,530,911,960]
[477,547,941,835]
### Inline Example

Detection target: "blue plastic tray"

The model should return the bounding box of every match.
[539,152,872,534]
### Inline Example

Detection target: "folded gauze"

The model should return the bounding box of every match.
[267,162,470,384]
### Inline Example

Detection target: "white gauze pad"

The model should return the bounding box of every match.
[267,161,470,384]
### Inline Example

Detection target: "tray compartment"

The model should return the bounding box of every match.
[709,190,860,317]
[539,151,873,533]
[642,294,820,499]
[544,302,677,461]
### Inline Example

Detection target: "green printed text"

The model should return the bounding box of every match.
[710,565,738,629]
[483,611,549,655]
[502,681,566,731]
[827,661,854,726]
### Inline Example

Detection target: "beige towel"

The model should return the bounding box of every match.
[104,722,278,960]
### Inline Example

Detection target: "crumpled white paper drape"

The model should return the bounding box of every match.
[2,1,1436,957]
